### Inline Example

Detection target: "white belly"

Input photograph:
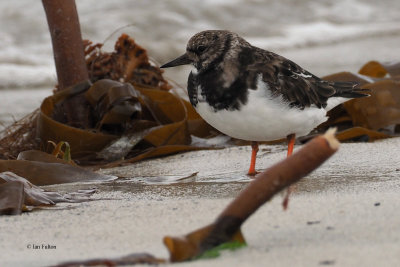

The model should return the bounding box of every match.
[195,88,331,142]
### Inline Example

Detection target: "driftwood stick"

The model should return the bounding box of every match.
[164,129,339,262]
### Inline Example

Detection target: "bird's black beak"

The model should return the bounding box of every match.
[160,53,192,68]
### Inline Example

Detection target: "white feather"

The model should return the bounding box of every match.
[326,97,349,111]
[195,78,348,141]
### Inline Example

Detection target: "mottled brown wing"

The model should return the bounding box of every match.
[249,49,363,109]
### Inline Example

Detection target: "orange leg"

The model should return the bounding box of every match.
[247,141,259,176]
[286,133,295,157]
[283,133,296,210]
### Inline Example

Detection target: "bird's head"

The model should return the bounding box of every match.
[161,30,249,72]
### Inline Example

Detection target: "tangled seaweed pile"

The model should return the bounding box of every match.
[84,34,171,90]
[0,34,215,164]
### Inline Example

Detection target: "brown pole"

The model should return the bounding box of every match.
[42,0,89,90]
[42,0,91,128]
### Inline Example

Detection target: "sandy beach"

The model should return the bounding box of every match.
[1,137,400,267]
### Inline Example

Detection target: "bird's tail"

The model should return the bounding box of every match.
[332,81,370,98]
[325,81,370,111]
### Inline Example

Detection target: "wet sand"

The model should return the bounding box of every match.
[1,137,400,267]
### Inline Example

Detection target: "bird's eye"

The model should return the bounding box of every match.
[197,45,206,53]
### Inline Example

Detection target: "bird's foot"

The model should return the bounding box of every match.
[247,170,260,177]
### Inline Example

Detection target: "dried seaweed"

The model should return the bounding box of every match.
[84,34,171,90]
[31,34,216,165]
[0,171,97,215]
[0,158,116,186]
[0,109,40,160]
[35,79,214,165]
[317,61,400,140]
[0,34,214,169]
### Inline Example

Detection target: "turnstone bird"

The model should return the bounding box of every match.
[161,30,368,176]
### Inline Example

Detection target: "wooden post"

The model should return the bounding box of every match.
[42,0,90,128]
[42,0,89,90]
